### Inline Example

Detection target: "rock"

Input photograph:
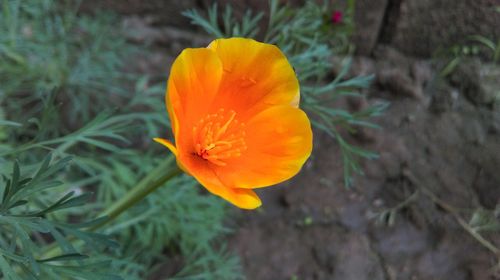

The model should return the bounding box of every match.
[382,0,500,57]
[373,45,411,67]
[429,82,459,113]
[411,60,433,88]
[351,0,389,55]
[377,68,423,99]
[450,59,500,106]
[372,46,431,100]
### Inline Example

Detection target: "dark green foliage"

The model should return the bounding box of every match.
[0,155,120,279]
[0,0,129,132]
[1,0,242,279]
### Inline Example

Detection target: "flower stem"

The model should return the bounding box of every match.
[90,156,182,230]
[40,156,182,259]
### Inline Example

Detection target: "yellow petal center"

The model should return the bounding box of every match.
[192,109,247,166]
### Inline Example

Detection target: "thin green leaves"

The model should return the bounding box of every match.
[183,4,264,38]
[0,155,120,279]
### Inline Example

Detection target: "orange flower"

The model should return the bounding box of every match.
[154,38,313,209]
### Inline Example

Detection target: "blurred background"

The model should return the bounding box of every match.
[1,0,499,279]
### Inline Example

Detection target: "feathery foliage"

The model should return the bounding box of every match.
[0,155,120,280]
[1,0,241,279]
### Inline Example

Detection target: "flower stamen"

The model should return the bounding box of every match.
[192,109,246,166]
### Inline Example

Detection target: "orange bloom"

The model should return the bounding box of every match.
[154,38,313,209]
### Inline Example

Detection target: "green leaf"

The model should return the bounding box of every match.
[440,56,461,77]
[0,255,22,280]
[7,199,28,210]
[468,35,497,51]
[38,253,89,263]
[0,120,21,127]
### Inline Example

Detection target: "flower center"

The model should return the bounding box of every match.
[192,109,247,166]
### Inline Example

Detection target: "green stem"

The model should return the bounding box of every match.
[40,156,182,259]
[90,156,181,230]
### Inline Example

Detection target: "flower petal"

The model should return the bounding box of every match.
[167,48,224,148]
[153,138,177,156]
[204,183,262,210]
[163,38,311,209]
[214,105,313,189]
[207,38,300,119]
[178,153,262,209]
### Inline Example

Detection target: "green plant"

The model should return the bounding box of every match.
[1,1,242,279]
[0,155,120,279]
[468,35,500,63]
[438,35,500,77]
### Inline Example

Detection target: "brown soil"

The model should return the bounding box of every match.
[230,65,500,279]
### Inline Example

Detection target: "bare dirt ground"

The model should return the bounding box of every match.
[86,3,500,278]
[229,50,500,279]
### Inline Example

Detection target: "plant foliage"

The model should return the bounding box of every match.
[1,0,242,279]
[0,155,120,280]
